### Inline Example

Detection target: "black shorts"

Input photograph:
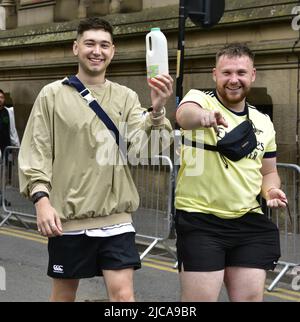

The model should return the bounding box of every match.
[175,209,281,272]
[47,232,141,279]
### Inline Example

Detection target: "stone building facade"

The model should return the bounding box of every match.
[0,0,299,164]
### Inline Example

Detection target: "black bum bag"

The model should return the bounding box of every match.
[215,119,257,161]
[182,115,257,166]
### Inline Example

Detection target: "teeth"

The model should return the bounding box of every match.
[89,58,103,62]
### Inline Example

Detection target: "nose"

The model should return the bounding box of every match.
[92,45,101,55]
[228,73,239,84]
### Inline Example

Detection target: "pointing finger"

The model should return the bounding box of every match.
[214,111,228,128]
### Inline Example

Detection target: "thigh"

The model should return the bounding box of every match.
[224,267,266,301]
[47,235,99,278]
[175,210,228,271]
[225,215,281,270]
[50,279,80,302]
[176,232,227,271]
[97,232,141,273]
[180,269,224,302]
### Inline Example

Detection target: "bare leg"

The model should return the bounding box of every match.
[224,267,266,302]
[103,268,135,302]
[50,278,80,302]
[179,266,224,301]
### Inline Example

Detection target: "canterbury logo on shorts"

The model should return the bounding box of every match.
[53,265,64,274]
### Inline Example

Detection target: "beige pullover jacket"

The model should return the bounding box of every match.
[18,78,172,231]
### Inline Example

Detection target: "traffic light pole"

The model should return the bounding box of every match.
[172,0,225,232]
[171,0,187,238]
[176,0,187,110]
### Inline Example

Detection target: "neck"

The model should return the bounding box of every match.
[216,91,246,113]
[76,71,106,86]
[76,73,105,85]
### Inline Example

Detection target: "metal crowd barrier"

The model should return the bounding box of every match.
[266,163,300,291]
[130,155,176,261]
[2,146,298,288]
[0,146,35,228]
[0,148,176,262]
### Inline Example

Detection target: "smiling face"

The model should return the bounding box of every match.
[213,55,256,111]
[73,29,115,83]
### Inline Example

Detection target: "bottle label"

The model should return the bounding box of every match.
[147,65,159,78]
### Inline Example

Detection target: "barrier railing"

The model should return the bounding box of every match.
[2,147,298,289]
[0,148,176,261]
[130,155,176,261]
[266,163,300,291]
[0,146,35,228]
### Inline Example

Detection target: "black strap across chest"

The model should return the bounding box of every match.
[62,75,127,160]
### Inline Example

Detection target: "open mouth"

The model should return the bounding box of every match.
[89,57,105,64]
[227,86,242,91]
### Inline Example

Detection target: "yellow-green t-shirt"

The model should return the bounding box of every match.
[175,90,277,219]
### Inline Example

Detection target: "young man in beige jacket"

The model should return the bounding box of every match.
[18,17,173,302]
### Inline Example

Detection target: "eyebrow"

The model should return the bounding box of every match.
[221,68,248,72]
[83,39,112,45]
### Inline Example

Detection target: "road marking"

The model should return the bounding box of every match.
[143,257,177,268]
[1,226,43,238]
[265,291,300,302]
[1,226,300,302]
[265,284,300,298]
[143,261,178,273]
[0,228,47,244]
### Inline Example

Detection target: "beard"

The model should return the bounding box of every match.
[216,85,251,106]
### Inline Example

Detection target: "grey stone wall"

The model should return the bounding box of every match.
[0,0,299,163]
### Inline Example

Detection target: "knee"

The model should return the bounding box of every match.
[50,279,78,302]
[243,293,264,302]
[229,291,264,302]
[109,287,135,302]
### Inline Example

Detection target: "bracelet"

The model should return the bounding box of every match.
[150,106,165,117]
[32,191,49,204]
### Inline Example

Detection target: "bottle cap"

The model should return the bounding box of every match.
[151,27,161,31]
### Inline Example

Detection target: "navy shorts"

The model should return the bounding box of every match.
[47,232,141,279]
[175,209,281,272]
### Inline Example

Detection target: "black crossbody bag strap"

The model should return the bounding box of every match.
[62,75,127,160]
[181,136,217,151]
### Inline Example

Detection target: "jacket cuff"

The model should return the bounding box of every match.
[30,183,51,197]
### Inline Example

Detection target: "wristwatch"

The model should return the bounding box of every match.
[32,191,49,204]
[150,106,165,117]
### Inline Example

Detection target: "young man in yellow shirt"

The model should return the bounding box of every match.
[175,43,286,302]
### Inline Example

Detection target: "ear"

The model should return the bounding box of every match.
[212,67,217,82]
[73,40,78,56]
[251,67,256,83]
[110,44,115,60]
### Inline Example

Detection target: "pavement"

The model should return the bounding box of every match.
[1,192,300,303]
[1,223,300,303]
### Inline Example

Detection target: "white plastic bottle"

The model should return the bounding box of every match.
[146,27,169,79]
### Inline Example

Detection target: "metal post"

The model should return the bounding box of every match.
[176,0,187,109]
[172,0,187,236]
